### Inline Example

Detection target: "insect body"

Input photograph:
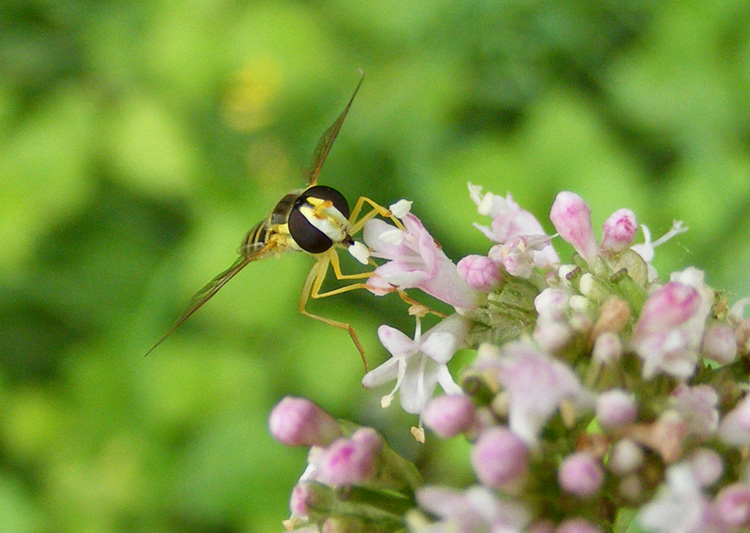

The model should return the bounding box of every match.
[146,74,394,369]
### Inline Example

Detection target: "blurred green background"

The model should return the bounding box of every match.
[2,0,750,531]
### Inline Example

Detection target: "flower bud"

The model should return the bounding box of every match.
[701,323,737,365]
[715,483,750,528]
[533,317,574,353]
[456,254,502,292]
[558,452,604,497]
[579,273,609,302]
[688,447,723,487]
[290,483,313,517]
[315,429,382,486]
[592,332,622,365]
[535,288,570,320]
[471,427,529,490]
[423,394,476,438]
[269,397,342,447]
[596,389,637,429]
[601,208,638,253]
[550,191,599,265]
[607,439,644,475]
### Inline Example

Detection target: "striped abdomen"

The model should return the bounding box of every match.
[240,191,301,256]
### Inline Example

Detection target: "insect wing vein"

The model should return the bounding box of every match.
[307,72,364,186]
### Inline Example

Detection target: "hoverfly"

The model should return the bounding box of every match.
[146,74,397,370]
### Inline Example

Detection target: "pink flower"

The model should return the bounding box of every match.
[417,485,531,532]
[549,191,599,265]
[714,483,750,528]
[477,341,589,446]
[601,208,638,253]
[364,213,481,309]
[669,384,719,440]
[362,315,470,415]
[488,235,554,278]
[469,183,559,268]
[632,269,713,379]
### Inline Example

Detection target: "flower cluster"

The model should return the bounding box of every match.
[270,186,750,532]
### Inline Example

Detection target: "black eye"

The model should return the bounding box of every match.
[288,186,350,254]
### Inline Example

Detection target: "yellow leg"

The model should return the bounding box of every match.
[299,256,369,371]
[348,196,405,233]
[397,289,447,318]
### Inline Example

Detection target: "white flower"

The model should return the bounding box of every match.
[468,183,559,269]
[638,464,720,533]
[475,340,590,447]
[362,315,470,416]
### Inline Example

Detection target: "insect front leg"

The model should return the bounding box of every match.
[299,255,369,371]
[348,196,405,234]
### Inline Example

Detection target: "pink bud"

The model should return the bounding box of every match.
[316,429,381,486]
[456,254,503,292]
[715,483,750,528]
[549,192,599,264]
[269,397,342,447]
[601,209,638,253]
[558,452,604,497]
[423,394,476,438]
[701,323,737,365]
[290,483,313,517]
[596,389,637,429]
[471,427,529,490]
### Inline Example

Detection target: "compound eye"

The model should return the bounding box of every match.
[288,186,350,254]
[289,209,332,253]
[304,186,350,219]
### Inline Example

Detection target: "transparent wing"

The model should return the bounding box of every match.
[307,71,364,186]
[144,241,275,356]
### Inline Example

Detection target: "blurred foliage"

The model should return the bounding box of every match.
[1,0,750,531]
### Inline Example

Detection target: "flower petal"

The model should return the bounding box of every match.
[377,325,416,357]
[361,357,400,388]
